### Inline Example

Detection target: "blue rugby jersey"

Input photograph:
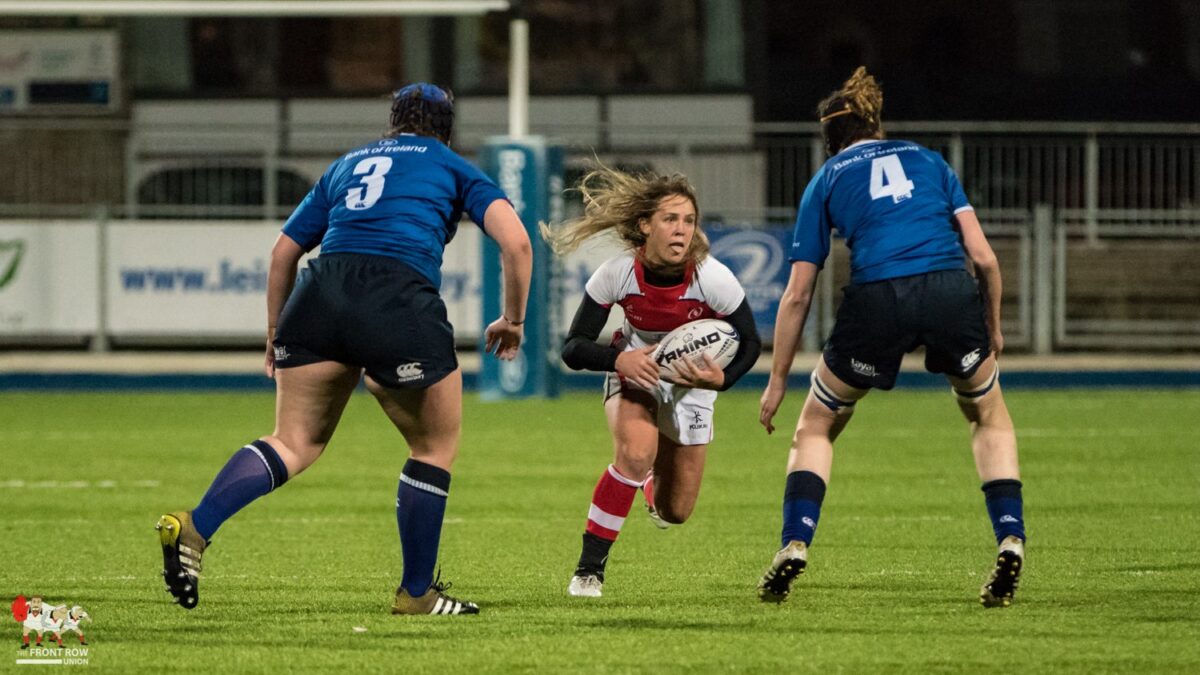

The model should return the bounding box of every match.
[282,135,507,288]
[790,139,973,284]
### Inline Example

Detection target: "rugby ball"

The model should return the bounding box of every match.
[653,318,740,379]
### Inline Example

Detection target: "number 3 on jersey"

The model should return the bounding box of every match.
[345,157,393,210]
[869,155,915,203]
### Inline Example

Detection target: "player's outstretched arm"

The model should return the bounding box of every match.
[265,234,305,377]
[760,261,819,433]
[955,210,1004,355]
[482,199,533,360]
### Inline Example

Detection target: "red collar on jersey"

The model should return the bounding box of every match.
[634,250,694,290]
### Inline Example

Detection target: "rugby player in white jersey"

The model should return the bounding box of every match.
[542,167,763,597]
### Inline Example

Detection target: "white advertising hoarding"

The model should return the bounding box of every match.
[106,222,280,336]
[0,221,99,336]
[0,219,626,341]
[444,225,625,342]
[104,221,626,341]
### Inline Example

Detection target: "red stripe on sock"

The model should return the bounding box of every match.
[642,471,656,509]
[585,465,638,541]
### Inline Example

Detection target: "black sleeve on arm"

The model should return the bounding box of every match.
[561,293,621,373]
[719,298,763,391]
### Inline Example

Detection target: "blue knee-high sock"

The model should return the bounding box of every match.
[781,470,826,548]
[191,440,288,541]
[397,459,451,597]
[982,479,1025,543]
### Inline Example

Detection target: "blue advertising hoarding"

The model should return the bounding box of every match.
[705,225,795,335]
[479,138,564,399]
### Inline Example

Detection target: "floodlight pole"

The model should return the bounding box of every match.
[508,2,529,139]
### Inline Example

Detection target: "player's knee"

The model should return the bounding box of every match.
[810,368,860,414]
[657,503,693,524]
[952,364,1000,419]
[613,447,654,478]
[407,439,459,468]
[262,435,320,477]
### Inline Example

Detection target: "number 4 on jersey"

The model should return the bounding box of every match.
[869,155,915,203]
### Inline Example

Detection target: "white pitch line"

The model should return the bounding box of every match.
[0,479,160,489]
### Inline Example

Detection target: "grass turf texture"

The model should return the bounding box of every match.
[1,389,1198,673]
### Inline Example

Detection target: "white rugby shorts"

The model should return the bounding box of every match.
[604,373,717,446]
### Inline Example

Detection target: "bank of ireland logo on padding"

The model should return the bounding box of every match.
[0,240,25,290]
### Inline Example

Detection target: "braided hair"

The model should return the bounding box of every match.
[816,66,884,156]
[386,83,455,144]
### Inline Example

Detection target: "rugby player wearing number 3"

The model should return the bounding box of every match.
[541,167,762,597]
[756,68,1027,607]
[155,84,532,616]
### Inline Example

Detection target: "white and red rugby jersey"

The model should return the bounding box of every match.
[584,251,746,350]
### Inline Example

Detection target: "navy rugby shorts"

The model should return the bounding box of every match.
[823,269,990,390]
[272,253,457,389]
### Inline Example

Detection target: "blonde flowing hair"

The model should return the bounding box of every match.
[540,165,708,265]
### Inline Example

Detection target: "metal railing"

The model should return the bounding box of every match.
[1,117,1197,351]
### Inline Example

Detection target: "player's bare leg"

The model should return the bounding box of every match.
[568,390,659,597]
[368,369,477,615]
[265,361,364,476]
[650,437,707,525]
[157,361,359,609]
[609,390,660,481]
[951,355,1019,483]
[760,359,865,602]
[950,355,1026,607]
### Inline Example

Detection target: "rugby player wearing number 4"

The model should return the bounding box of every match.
[541,168,762,597]
[756,68,1027,607]
[156,84,532,616]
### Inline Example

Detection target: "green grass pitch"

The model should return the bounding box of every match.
[2,388,1198,673]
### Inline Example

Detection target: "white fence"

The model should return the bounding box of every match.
[0,219,627,349]
[0,114,1198,351]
